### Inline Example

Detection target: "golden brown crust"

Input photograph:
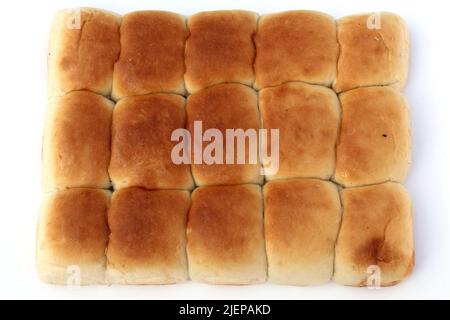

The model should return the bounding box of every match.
[48,8,121,97]
[112,11,187,100]
[334,182,414,286]
[187,83,262,186]
[264,179,341,285]
[107,188,190,284]
[36,188,110,285]
[333,12,410,93]
[108,94,194,190]
[42,91,113,191]
[187,185,267,284]
[254,10,338,89]
[185,10,257,93]
[334,87,411,187]
[259,82,340,180]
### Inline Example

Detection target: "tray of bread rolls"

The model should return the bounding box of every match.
[37,8,413,287]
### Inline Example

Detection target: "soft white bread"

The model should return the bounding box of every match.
[333,12,409,93]
[259,82,340,180]
[264,179,341,285]
[334,87,411,187]
[185,10,257,93]
[108,94,194,190]
[42,91,114,192]
[112,11,187,100]
[334,182,414,287]
[187,83,262,186]
[106,188,190,284]
[36,188,110,285]
[187,185,267,284]
[48,8,121,97]
[254,10,338,89]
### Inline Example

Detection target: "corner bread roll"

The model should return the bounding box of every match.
[259,82,340,180]
[48,8,121,97]
[42,91,113,192]
[109,94,194,190]
[187,83,262,186]
[187,185,267,284]
[112,11,187,100]
[334,182,414,287]
[36,189,110,285]
[107,188,190,284]
[334,87,411,187]
[254,10,338,89]
[185,10,257,93]
[264,179,341,285]
[333,12,409,93]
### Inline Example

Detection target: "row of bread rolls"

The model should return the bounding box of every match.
[48,9,409,98]
[37,181,413,286]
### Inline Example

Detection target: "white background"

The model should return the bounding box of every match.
[0,0,448,300]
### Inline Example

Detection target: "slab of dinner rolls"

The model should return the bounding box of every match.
[107,188,190,284]
[334,87,411,187]
[185,10,257,93]
[333,12,409,93]
[187,185,267,284]
[48,8,121,97]
[187,83,263,186]
[259,82,340,180]
[42,91,113,192]
[108,94,194,190]
[254,10,338,89]
[334,182,414,287]
[36,188,110,285]
[112,11,187,100]
[264,179,341,286]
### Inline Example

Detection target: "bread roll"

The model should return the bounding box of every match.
[36,188,110,285]
[112,11,187,100]
[334,87,411,187]
[333,12,409,93]
[107,188,190,284]
[185,10,257,93]
[48,8,121,97]
[42,91,113,191]
[187,83,262,186]
[334,182,414,286]
[109,94,194,190]
[259,82,340,180]
[187,184,267,284]
[264,179,341,285]
[254,10,338,89]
